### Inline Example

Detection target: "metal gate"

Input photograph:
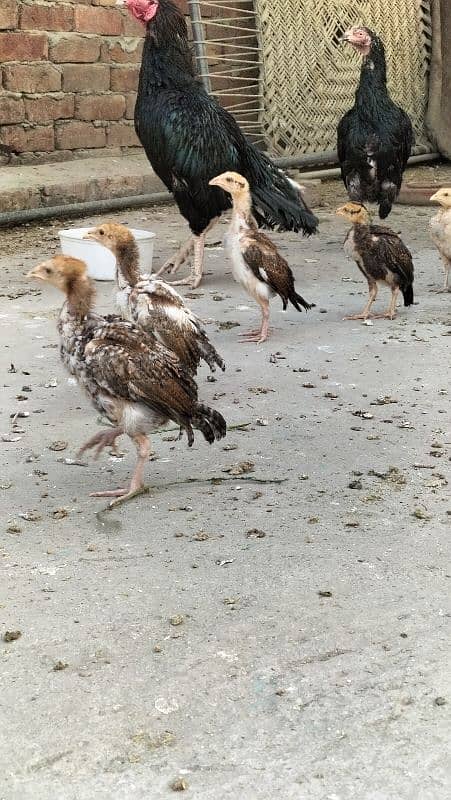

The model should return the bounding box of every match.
[189,0,434,156]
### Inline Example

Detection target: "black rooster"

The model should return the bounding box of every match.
[337,26,413,219]
[120,0,318,287]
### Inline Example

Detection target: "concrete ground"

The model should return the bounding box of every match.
[0,171,450,800]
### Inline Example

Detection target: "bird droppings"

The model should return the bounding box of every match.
[3,631,22,642]
[318,591,333,598]
[222,461,254,476]
[412,508,433,520]
[48,440,68,451]
[52,661,68,671]
[170,778,188,792]
[245,528,266,538]
[19,511,43,522]
[434,697,446,706]
[348,480,363,489]
[169,615,185,627]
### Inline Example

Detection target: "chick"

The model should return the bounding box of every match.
[336,202,414,320]
[209,171,314,343]
[27,256,226,507]
[84,222,225,374]
[429,188,451,292]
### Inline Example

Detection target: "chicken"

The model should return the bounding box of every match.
[429,188,451,292]
[117,0,318,288]
[336,202,414,321]
[209,172,314,343]
[27,255,226,507]
[84,222,225,374]
[338,26,413,219]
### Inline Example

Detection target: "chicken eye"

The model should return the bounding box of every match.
[45,267,52,274]
[226,177,232,183]
[99,229,105,236]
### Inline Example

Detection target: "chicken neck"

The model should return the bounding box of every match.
[115,239,141,288]
[66,275,96,318]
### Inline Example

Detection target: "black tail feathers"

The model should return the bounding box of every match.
[245,145,319,235]
[402,283,414,307]
[290,290,315,313]
[191,403,227,445]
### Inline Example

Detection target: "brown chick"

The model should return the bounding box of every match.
[209,171,314,343]
[84,222,225,375]
[336,202,414,320]
[27,255,226,508]
[429,189,451,292]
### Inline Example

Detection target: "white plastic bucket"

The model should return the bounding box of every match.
[58,227,156,281]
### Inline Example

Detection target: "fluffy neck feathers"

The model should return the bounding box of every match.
[66,275,95,318]
[114,239,141,287]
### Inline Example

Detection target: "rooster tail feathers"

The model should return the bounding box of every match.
[244,145,319,235]
[290,290,315,313]
[191,403,227,444]
[402,283,414,307]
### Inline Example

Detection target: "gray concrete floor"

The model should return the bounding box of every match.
[0,176,450,799]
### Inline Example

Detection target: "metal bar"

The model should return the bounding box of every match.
[188,0,211,92]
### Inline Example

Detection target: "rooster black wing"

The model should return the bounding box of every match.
[137,86,318,236]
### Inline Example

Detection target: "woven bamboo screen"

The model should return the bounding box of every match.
[255,0,433,155]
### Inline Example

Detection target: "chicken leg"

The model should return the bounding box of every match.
[433,256,451,292]
[238,298,271,343]
[90,433,151,508]
[344,282,378,320]
[373,286,399,320]
[160,217,220,288]
[156,236,194,277]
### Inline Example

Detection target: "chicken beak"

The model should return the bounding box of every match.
[429,192,439,203]
[209,177,221,188]
[26,266,45,280]
[83,230,96,241]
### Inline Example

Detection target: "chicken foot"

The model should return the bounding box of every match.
[373,287,399,320]
[156,236,194,277]
[238,299,270,343]
[90,434,152,508]
[78,426,124,459]
[163,217,220,288]
[344,283,378,320]
[432,258,450,292]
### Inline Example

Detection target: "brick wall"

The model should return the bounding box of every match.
[0,0,186,165]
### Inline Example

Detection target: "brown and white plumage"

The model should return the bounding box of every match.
[336,202,414,320]
[429,189,451,292]
[209,172,314,343]
[27,255,226,507]
[85,222,225,374]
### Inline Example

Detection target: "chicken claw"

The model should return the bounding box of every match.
[78,427,124,459]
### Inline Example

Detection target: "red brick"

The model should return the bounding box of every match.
[75,94,125,121]
[106,121,139,147]
[74,6,123,36]
[0,125,54,154]
[0,1,18,30]
[101,39,143,64]
[62,64,110,92]
[20,3,74,32]
[0,32,48,62]
[110,66,139,92]
[49,34,101,64]
[25,95,75,123]
[0,95,24,124]
[125,93,137,119]
[121,15,146,37]
[55,120,106,150]
[3,64,62,92]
